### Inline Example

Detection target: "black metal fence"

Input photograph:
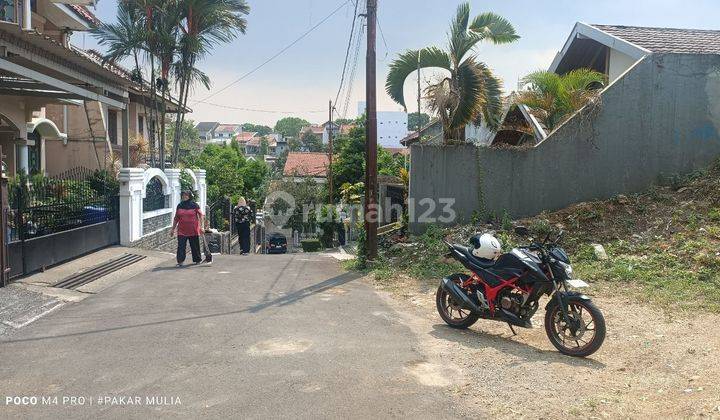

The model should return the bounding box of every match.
[8,168,119,242]
[143,176,169,212]
[208,196,232,232]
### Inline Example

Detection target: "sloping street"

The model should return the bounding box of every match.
[0,254,463,419]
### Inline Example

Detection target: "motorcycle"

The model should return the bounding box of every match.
[436,226,606,357]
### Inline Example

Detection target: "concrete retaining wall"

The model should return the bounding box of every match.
[409,53,720,232]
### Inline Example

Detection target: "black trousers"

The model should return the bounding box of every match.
[237,222,251,253]
[177,235,201,263]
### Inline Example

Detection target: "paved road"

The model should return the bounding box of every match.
[0,254,461,419]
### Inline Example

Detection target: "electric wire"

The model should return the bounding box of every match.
[192,0,351,105]
[333,0,361,106]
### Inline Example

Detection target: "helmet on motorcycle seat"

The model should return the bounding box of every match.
[469,233,502,260]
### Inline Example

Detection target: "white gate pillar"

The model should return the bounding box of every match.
[195,169,207,211]
[119,167,145,245]
[164,169,182,219]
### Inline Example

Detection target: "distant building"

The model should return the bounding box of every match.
[245,133,286,156]
[283,152,329,184]
[358,102,408,147]
[196,122,220,141]
[213,124,242,141]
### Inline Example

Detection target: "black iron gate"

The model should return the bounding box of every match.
[5,168,120,279]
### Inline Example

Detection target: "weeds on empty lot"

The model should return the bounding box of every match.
[362,159,720,313]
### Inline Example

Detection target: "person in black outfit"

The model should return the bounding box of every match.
[233,197,253,254]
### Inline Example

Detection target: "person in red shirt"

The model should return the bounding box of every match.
[171,190,205,267]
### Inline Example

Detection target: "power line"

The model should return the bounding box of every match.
[341,16,365,119]
[192,0,350,105]
[376,13,389,60]
[334,0,360,106]
[198,100,325,114]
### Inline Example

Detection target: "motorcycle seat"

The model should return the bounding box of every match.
[453,245,496,269]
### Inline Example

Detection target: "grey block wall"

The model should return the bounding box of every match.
[409,53,720,232]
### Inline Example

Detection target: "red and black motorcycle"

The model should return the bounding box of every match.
[436,227,606,357]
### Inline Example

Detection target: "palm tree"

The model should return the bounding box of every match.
[170,0,249,165]
[385,3,518,143]
[93,0,249,168]
[517,69,606,131]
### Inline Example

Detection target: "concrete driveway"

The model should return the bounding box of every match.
[0,253,463,419]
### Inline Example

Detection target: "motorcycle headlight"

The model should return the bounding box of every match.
[558,261,574,278]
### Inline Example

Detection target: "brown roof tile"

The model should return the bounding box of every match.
[283,152,330,177]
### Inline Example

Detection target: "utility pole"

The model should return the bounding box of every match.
[328,99,334,205]
[417,50,422,141]
[364,0,378,260]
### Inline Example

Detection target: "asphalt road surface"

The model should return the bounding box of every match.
[0,254,462,419]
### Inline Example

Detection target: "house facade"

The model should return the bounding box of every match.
[196,121,220,141]
[283,152,329,184]
[213,124,242,141]
[407,23,720,231]
[0,2,185,177]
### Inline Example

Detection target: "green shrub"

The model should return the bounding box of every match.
[301,239,322,252]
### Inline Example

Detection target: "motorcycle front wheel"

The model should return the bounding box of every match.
[544,296,606,357]
[435,274,479,329]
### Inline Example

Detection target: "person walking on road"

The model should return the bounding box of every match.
[171,190,205,267]
[233,197,253,255]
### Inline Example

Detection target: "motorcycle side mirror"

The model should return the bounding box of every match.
[514,226,530,236]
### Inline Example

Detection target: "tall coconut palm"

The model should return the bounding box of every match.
[385,3,518,143]
[93,0,249,168]
[170,0,249,165]
[517,68,606,131]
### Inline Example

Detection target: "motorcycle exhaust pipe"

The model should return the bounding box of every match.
[499,308,532,328]
[440,277,485,314]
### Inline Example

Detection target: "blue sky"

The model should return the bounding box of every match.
[79,0,720,127]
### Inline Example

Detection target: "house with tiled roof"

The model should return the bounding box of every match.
[196,122,220,140]
[245,133,287,156]
[407,22,720,230]
[283,152,330,184]
[213,124,242,141]
[0,0,188,176]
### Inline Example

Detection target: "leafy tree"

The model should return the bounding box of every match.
[385,3,518,143]
[334,118,354,126]
[378,147,405,176]
[274,117,310,138]
[169,118,201,162]
[408,112,431,131]
[190,143,245,204]
[273,149,289,177]
[331,124,402,201]
[258,137,270,156]
[93,0,250,167]
[268,178,326,234]
[242,123,272,136]
[517,68,606,131]
[287,137,299,152]
[299,131,324,152]
[332,126,366,191]
[240,158,269,202]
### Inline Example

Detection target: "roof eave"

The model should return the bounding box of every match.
[549,22,650,73]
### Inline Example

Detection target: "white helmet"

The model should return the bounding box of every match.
[470,233,502,260]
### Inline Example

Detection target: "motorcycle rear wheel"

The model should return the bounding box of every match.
[545,297,606,357]
[436,274,479,329]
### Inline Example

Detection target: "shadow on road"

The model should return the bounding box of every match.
[0,272,363,345]
[429,323,606,369]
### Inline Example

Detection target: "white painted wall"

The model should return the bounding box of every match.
[609,49,637,83]
[377,111,409,147]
